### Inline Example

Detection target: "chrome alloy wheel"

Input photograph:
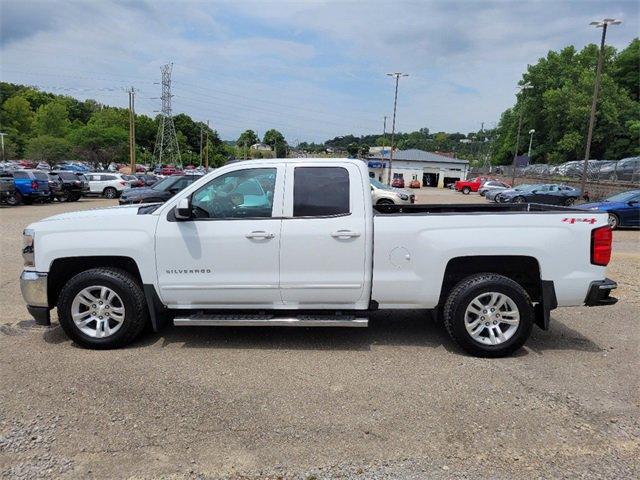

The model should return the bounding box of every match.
[464,292,520,346]
[71,286,125,338]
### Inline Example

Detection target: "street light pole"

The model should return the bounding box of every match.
[0,132,6,162]
[511,82,532,184]
[386,72,408,185]
[527,129,536,159]
[581,18,622,193]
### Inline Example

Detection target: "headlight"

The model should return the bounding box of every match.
[23,229,35,267]
[399,194,409,200]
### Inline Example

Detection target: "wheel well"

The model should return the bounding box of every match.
[438,256,542,306]
[48,256,142,307]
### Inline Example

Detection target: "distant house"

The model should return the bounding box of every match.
[250,142,272,151]
[366,148,469,188]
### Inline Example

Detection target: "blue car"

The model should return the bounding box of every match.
[12,169,52,204]
[577,189,640,229]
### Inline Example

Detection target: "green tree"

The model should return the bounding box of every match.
[346,142,359,157]
[263,129,286,157]
[236,129,259,148]
[1,95,34,135]
[33,100,70,137]
[25,135,71,162]
[68,124,128,165]
[612,38,640,102]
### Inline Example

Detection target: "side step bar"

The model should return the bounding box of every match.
[174,313,368,328]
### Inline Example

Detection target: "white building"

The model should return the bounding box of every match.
[366,149,469,188]
[250,142,272,151]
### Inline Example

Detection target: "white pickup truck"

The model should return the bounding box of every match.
[20,158,618,357]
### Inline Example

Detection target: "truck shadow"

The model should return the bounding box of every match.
[36,312,602,355]
[134,312,602,355]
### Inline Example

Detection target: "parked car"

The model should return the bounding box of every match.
[118,174,202,205]
[478,180,511,197]
[498,184,581,206]
[55,162,90,173]
[11,169,52,204]
[576,189,640,229]
[85,173,131,199]
[122,175,145,188]
[409,179,421,189]
[36,162,52,171]
[0,176,19,205]
[160,165,181,176]
[135,174,159,187]
[391,177,405,188]
[48,171,87,202]
[599,157,640,181]
[523,164,551,176]
[370,178,415,205]
[454,177,492,194]
[20,158,617,357]
[488,184,533,203]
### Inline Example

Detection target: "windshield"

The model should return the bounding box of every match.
[370,178,390,190]
[606,191,639,202]
[151,176,179,191]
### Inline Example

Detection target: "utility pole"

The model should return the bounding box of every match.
[382,115,387,168]
[386,73,408,185]
[0,132,6,161]
[199,123,203,167]
[204,120,209,171]
[511,82,532,184]
[128,87,136,174]
[581,18,622,193]
[244,140,248,160]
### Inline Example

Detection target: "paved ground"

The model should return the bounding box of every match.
[1,190,639,479]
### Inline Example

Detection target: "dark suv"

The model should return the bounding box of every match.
[118,174,202,205]
[48,171,89,202]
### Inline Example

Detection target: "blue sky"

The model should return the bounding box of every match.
[1,0,638,142]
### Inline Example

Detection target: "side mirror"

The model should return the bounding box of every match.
[628,200,639,206]
[175,197,192,219]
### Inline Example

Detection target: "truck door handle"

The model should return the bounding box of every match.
[246,231,275,239]
[331,230,360,238]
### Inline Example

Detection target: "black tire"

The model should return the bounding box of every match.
[6,191,21,206]
[103,187,117,199]
[479,190,486,196]
[563,197,576,206]
[376,198,395,205]
[608,213,620,230]
[443,273,534,357]
[58,191,70,202]
[57,268,149,349]
[69,193,81,202]
[462,186,471,195]
[23,196,33,205]
[512,196,526,204]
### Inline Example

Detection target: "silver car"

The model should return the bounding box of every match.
[370,178,414,205]
[478,180,511,197]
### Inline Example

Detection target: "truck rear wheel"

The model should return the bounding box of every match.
[443,273,533,357]
[57,268,149,349]
[462,186,471,194]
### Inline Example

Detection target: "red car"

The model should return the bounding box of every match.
[392,177,405,188]
[454,177,494,194]
[161,165,182,176]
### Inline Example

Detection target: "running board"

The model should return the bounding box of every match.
[173,313,368,328]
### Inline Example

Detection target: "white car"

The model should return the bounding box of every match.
[85,173,131,199]
[478,180,511,196]
[20,158,617,357]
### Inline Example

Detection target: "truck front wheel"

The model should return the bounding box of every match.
[461,186,471,194]
[443,273,534,357]
[57,268,149,349]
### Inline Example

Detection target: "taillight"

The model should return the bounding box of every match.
[591,226,612,266]
[31,180,38,190]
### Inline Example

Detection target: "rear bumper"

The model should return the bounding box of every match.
[584,278,618,306]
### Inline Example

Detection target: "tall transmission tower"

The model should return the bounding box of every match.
[153,63,181,165]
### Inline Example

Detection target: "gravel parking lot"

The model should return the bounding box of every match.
[1,190,639,479]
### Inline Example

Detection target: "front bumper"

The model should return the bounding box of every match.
[584,278,618,306]
[20,271,51,325]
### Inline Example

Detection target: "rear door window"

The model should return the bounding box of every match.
[293,167,349,217]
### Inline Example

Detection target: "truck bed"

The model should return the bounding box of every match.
[373,202,582,215]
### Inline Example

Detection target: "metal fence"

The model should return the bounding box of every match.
[470,158,640,185]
